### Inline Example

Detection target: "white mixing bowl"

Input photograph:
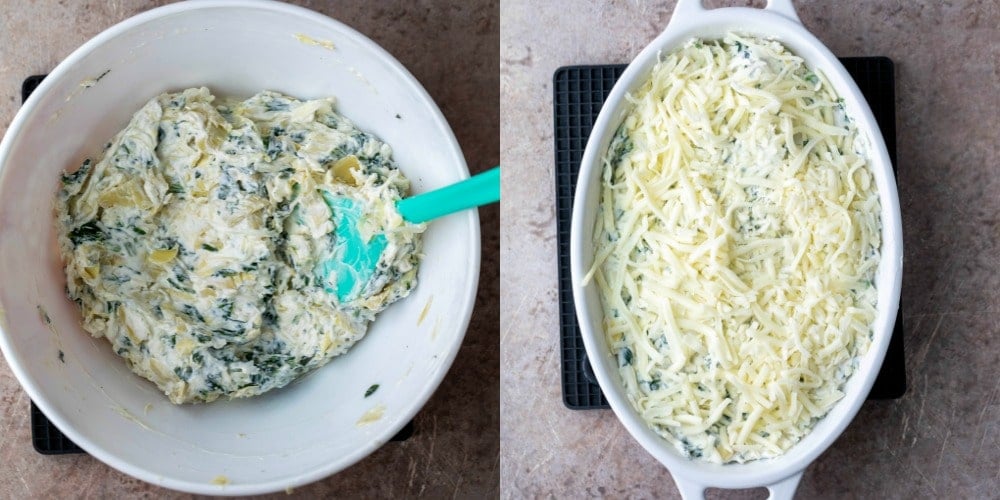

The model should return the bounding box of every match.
[570,1,902,498]
[0,0,479,495]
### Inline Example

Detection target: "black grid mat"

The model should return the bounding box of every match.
[21,74,414,454]
[554,59,906,410]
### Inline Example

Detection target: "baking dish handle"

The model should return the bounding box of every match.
[671,476,707,500]
[671,471,803,500]
[667,0,706,24]
[765,472,804,500]
[764,0,803,24]
[668,0,803,27]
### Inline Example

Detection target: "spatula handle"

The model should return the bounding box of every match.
[397,166,500,224]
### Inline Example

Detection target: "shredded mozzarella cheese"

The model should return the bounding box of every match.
[588,34,881,463]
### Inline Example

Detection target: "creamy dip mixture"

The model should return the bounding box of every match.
[56,87,422,403]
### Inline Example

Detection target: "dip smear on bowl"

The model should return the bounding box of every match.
[586,34,881,463]
[56,87,423,404]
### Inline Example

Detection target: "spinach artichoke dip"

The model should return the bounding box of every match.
[56,87,423,404]
[587,35,881,463]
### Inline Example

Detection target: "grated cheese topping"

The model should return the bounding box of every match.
[587,34,881,463]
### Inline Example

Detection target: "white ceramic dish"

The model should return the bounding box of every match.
[570,1,903,498]
[0,0,479,495]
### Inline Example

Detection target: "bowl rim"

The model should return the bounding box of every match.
[569,0,903,494]
[0,0,480,495]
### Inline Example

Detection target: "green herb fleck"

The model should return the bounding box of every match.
[37,305,51,325]
[680,438,703,458]
[364,384,379,397]
[202,243,218,252]
[608,125,634,166]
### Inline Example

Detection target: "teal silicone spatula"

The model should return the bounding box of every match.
[318,166,500,302]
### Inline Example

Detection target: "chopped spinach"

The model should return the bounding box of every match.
[180,304,205,322]
[69,221,105,244]
[61,159,92,185]
[618,346,634,367]
[174,366,193,380]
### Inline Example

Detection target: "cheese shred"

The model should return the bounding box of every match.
[589,34,881,463]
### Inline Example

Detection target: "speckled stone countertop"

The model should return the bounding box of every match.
[501,0,998,498]
[0,0,498,497]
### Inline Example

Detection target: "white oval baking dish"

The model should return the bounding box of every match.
[570,0,903,498]
[0,0,479,495]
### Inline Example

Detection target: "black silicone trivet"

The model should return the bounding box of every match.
[555,58,906,410]
[22,74,414,454]
[30,402,83,455]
